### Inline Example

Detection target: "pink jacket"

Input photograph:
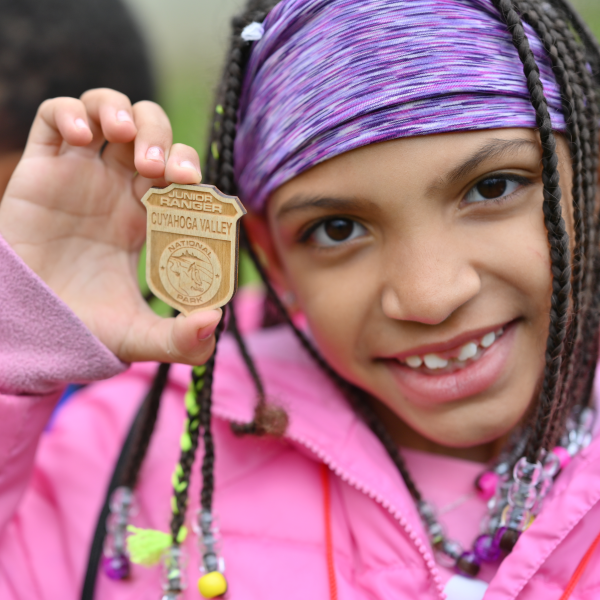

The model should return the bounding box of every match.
[1,234,600,600]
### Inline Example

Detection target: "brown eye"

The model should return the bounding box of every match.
[324,218,354,241]
[464,176,524,204]
[311,218,367,246]
[476,178,508,199]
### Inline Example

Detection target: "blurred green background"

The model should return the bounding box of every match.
[125,0,600,311]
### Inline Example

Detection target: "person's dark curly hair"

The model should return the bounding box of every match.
[0,0,155,153]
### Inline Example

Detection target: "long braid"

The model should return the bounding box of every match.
[205,6,273,195]
[120,362,171,488]
[168,365,206,539]
[198,350,219,513]
[228,304,289,436]
[514,0,587,447]
[519,1,600,443]
[550,4,600,412]
[548,0,600,78]
[491,0,572,463]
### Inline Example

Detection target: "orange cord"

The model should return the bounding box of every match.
[321,463,338,600]
[558,530,600,600]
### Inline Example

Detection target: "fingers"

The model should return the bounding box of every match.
[165,143,202,184]
[121,309,222,364]
[22,89,138,160]
[130,102,200,183]
[131,101,173,180]
[21,88,202,191]
[22,97,94,159]
[131,142,202,200]
[80,88,138,152]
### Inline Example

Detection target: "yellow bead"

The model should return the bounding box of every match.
[198,571,228,598]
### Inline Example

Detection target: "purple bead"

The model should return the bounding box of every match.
[455,550,481,578]
[473,534,501,562]
[103,554,130,580]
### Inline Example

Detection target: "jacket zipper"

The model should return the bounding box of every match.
[287,431,447,600]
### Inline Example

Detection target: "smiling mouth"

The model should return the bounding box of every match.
[398,327,506,375]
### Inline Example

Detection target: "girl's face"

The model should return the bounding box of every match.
[250,128,573,458]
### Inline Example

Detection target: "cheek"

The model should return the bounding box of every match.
[492,211,553,329]
[285,253,379,376]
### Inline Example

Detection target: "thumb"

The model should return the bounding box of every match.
[120,308,223,364]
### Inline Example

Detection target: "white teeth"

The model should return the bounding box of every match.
[458,342,478,361]
[424,354,449,369]
[405,355,423,368]
[402,328,503,370]
[480,332,496,348]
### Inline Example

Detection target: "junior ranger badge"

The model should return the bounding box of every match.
[142,183,246,315]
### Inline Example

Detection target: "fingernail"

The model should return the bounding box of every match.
[198,322,218,341]
[75,118,89,130]
[146,146,164,162]
[116,110,133,123]
[180,160,200,174]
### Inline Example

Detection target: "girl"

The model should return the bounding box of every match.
[0,0,599,599]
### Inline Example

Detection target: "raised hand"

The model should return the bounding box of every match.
[0,88,221,365]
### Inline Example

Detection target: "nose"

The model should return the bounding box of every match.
[381,235,481,325]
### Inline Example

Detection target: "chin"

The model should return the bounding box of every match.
[409,402,528,449]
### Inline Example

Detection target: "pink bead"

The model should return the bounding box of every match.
[476,471,500,501]
[552,446,571,470]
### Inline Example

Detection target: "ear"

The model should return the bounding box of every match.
[243,211,289,295]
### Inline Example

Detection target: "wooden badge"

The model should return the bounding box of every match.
[142,183,246,315]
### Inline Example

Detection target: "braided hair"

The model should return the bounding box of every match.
[111,0,600,573]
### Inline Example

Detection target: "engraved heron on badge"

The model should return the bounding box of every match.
[166,248,214,298]
[159,238,222,305]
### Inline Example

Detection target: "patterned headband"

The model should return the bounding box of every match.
[234,0,566,210]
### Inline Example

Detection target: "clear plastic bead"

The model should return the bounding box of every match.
[434,539,462,568]
[103,532,117,558]
[193,510,221,536]
[579,408,596,433]
[500,504,532,531]
[106,510,128,533]
[513,457,542,485]
[417,501,436,523]
[161,546,188,593]
[486,514,501,534]
[109,486,137,517]
[427,521,444,542]
[542,451,560,479]
[494,462,511,478]
[508,480,538,510]
[537,475,552,499]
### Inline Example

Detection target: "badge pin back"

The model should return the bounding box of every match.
[141,183,246,316]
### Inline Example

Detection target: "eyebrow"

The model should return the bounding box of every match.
[276,195,381,219]
[428,138,540,194]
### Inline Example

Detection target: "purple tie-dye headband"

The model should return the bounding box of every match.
[234,0,566,210]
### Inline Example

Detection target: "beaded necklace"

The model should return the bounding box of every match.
[419,407,596,578]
